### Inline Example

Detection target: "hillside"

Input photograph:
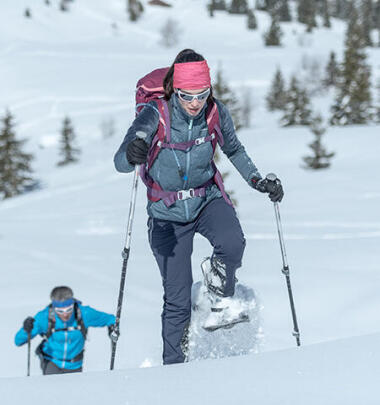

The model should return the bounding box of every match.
[2,333,380,405]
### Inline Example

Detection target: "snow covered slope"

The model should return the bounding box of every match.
[2,333,380,405]
[0,1,380,398]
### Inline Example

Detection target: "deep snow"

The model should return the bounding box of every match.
[2,333,380,405]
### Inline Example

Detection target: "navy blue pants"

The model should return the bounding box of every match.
[148,198,246,365]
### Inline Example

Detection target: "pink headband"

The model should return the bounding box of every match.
[173,61,211,90]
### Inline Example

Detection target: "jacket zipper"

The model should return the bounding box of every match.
[184,119,193,221]
[62,325,68,369]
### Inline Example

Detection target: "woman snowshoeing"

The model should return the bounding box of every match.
[114,49,283,365]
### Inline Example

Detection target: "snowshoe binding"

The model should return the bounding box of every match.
[203,298,250,332]
[201,257,250,332]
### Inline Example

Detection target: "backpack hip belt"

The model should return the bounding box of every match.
[37,345,84,364]
[140,169,214,207]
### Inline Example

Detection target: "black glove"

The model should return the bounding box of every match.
[23,317,35,334]
[252,176,284,203]
[126,138,149,165]
[108,324,120,343]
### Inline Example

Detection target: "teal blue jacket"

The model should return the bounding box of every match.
[15,304,115,370]
[114,94,262,223]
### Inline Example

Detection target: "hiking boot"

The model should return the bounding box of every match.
[201,256,227,297]
[202,295,249,332]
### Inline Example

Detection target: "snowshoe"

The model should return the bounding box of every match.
[188,281,262,360]
[203,311,250,332]
[202,295,250,332]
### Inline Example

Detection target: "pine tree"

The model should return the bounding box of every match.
[306,15,315,32]
[160,18,181,48]
[60,0,69,12]
[45,0,51,5]
[321,0,331,28]
[229,0,249,14]
[361,0,374,46]
[297,0,317,29]
[330,7,373,125]
[207,1,215,17]
[303,114,335,169]
[264,14,283,46]
[331,0,354,20]
[213,65,242,131]
[266,67,287,111]
[331,0,345,19]
[0,111,35,199]
[376,79,380,121]
[247,9,258,29]
[256,0,279,12]
[255,0,267,11]
[323,51,339,87]
[263,0,291,21]
[375,0,380,46]
[128,0,144,22]
[281,76,312,126]
[24,8,32,18]
[57,117,80,166]
[277,0,292,22]
[212,0,227,11]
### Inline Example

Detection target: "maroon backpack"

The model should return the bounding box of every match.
[135,68,232,207]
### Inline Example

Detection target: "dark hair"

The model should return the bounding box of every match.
[163,49,214,101]
[50,286,73,301]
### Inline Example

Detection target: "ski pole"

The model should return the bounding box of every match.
[110,132,146,370]
[266,173,301,347]
[27,332,31,376]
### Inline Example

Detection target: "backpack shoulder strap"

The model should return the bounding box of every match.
[155,98,171,142]
[74,303,88,340]
[44,303,87,340]
[206,100,224,152]
[145,98,170,171]
[45,304,55,339]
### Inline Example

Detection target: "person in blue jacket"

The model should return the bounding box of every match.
[15,286,117,375]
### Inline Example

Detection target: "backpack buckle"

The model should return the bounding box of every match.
[195,137,206,145]
[177,188,195,201]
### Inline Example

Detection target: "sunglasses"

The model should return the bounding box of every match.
[177,88,210,103]
[55,304,74,315]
